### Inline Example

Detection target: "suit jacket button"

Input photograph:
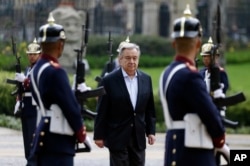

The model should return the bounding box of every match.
[131,124,134,127]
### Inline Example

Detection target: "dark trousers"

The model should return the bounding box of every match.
[164,130,216,166]
[37,153,74,166]
[109,135,145,166]
[21,116,37,162]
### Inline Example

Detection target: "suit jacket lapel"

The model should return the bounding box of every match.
[135,70,143,111]
[115,69,134,108]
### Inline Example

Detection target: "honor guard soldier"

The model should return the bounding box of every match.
[14,38,41,165]
[29,13,87,166]
[199,37,229,94]
[159,5,227,166]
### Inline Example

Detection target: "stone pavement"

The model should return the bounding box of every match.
[0,127,164,166]
[1,127,250,166]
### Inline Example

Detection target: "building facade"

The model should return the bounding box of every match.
[0,0,249,42]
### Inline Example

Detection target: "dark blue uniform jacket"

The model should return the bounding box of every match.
[199,67,229,94]
[161,56,225,166]
[22,67,37,117]
[31,54,83,156]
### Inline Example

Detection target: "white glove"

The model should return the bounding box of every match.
[15,73,26,82]
[104,72,109,77]
[215,143,230,163]
[220,83,225,90]
[220,110,226,117]
[213,88,225,99]
[220,106,227,117]
[84,136,92,151]
[77,83,91,92]
[14,101,21,115]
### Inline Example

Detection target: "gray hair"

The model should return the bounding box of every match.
[118,43,141,57]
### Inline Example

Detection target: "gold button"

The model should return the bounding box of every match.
[172,148,176,154]
[134,113,136,116]
[40,131,45,136]
[173,134,177,140]
[39,142,43,146]
[171,161,176,166]
[44,118,49,123]
[131,124,133,127]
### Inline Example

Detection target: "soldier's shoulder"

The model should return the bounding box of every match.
[199,67,206,72]
[102,69,119,81]
[185,62,198,72]
[219,66,225,72]
[49,61,61,69]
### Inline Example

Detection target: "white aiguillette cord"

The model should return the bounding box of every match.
[159,64,186,128]
[30,63,50,117]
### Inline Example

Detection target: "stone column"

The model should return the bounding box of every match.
[142,2,159,35]
[126,2,135,35]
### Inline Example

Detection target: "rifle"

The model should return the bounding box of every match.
[210,3,246,129]
[95,31,114,83]
[107,31,114,73]
[6,36,23,117]
[74,12,105,153]
[210,3,245,165]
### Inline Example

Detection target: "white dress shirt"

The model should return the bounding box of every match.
[122,69,138,110]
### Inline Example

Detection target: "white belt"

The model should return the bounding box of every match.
[46,110,52,116]
[45,105,59,117]
[23,92,32,97]
[169,121,185,129]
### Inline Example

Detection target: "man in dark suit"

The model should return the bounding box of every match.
[94,42,156,166]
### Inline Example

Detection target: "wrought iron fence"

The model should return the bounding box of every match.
[0,0,130,42]
[0,0,60,42]
[0,0,249,43]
